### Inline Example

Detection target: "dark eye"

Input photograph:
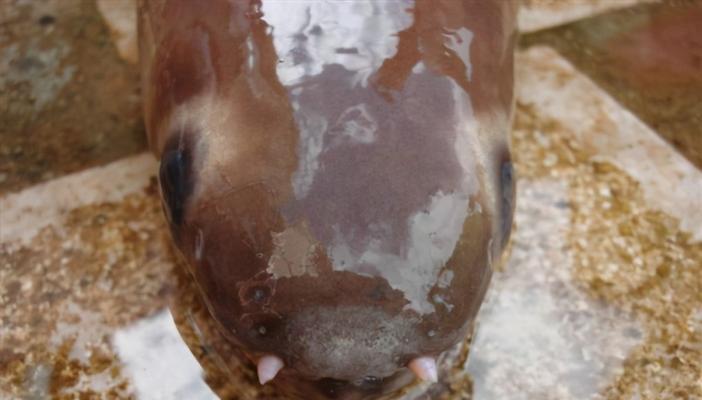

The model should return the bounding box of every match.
[499,158,515,248]
[159,136,194,227]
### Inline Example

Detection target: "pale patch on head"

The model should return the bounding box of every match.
[444,28,474,82]
[451,82,481,197]
[329,103,378,146]
[260,0,414,86]
[158,92,245,201]
[266,221,321,278]
[329,189,473,315]
[319,82,490,316]
[290,102,379,199]
[288,103,328,199]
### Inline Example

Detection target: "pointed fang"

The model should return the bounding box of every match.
[408,356,438,383]
[257,355,284,385]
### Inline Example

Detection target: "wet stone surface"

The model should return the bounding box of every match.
[517,0,658,33]
[0,0,145,194]
[471,99,702,399]
[0,189,174,398]
[522,0,702,170]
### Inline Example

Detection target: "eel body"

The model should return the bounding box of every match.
[138,0,517,398]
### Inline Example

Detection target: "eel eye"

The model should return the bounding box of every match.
[499,158,515,248]
[159,136,194,226]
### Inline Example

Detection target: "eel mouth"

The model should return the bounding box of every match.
[247,305,442,387]
[255,353,438,386]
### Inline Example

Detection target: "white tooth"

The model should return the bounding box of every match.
[257,355,284,385]
[408,356,438,383]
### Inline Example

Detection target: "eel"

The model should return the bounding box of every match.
[137,0,517,398]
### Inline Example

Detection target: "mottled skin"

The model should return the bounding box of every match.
[138,0,516,398]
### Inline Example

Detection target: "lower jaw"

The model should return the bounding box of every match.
[170,263,476,399]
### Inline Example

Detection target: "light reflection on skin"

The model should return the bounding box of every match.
[261,1,414,86]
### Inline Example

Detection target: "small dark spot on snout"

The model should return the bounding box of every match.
[159,131,197,228]
[315,378,348,399]
[252,287,269,302]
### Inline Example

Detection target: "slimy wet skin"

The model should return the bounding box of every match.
[138,0,517,398]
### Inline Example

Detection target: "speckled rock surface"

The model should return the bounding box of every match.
[0,0,145,193]
[1,1,701,399]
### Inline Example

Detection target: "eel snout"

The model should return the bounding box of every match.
[141,0,517,398]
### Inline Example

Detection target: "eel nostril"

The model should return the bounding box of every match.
[241,312,282,341]
[252,287,268,302]
[239,284,273,306]
[257,325,268,336]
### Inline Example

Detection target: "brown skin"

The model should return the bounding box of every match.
[138,0,516,398]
